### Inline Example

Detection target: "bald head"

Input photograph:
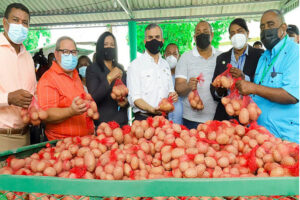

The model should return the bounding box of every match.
[260,9,287,50]
[260,9,286,31]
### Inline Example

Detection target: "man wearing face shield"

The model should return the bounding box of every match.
[236,9,299,143]
[0,3,36,151]
[211,18,264,121]
[127,24,178,121]
[164,43,183,124]
[37,36,94,141]
[175,21,221,129]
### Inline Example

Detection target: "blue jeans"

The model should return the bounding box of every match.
[182,118,200,130]
[168,97,183,124]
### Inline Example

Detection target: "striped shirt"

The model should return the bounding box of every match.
[37,61,94,140]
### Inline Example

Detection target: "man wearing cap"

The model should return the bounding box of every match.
[236,9,299,143]
[0,3,36,151]
[287,24,299,44]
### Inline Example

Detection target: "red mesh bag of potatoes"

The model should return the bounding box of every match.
[212,63,234,89]
[222,88,261,125]
[159,96,174,113]
[111,79,128,102]
[188,73,205,110]
[20,96,48,126]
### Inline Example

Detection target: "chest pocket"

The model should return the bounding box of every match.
[269,72,283,88]
[141,70,155,93]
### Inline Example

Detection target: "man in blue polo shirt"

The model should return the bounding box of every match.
[236,9,299,143]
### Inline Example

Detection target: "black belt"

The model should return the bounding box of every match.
[134,112,159,118]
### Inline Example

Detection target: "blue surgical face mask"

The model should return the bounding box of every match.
[60,54,78,71]
[7,22,28,44]
[79,66,87,78]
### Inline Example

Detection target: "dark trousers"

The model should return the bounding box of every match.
[182,118,201,130]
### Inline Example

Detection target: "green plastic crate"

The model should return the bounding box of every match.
[0,141,299,198]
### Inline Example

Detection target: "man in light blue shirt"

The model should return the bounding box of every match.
[165,43,183,124]
[236,9,299,143]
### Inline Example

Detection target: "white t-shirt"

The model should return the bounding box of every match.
[175,47,221,122]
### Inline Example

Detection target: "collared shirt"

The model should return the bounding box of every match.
[37,61,94,140]
[127,51,175,113]
[175,47,222,123]
[0,33,36,129]
[253,36,299,143]
[230,45,250,81]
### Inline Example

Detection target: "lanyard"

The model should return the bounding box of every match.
[259,36,287,84]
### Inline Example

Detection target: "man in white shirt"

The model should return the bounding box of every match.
[127,23,178,121]
[175,21,222,129]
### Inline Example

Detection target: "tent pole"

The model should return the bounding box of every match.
[128,20,137,125]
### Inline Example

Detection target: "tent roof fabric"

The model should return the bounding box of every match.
[0,0,298,29]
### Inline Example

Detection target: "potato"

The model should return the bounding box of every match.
[231,100,240,111]
[239,108,249,124]
[225,103,235,116]
[204,157,217,168]
[272,150,282,162]
[10,158,25,171]
[84,151,96,172]
[281,156,296,166]
[90,101,98,112]
[235,125,245,136]
[87,108,94,117]
[171,148,185,159]
[31,112,39,121]
[135,126,144,139]
[162,152,172,163]
[221,97,230,105]
[22,115,30,124]
[248,103,258,121]
[43,167,56,176]
[77,147,90,157]
[216,133,229,145]
[184,168,197,178]
[144,127,154,139]
[179,161,189,172]
[270,167,285,177]
[113,128,123,144]
[218,157,229,168]
[113,166,124,180]
[131,156,139,170]
[36,161,46,172]
[92,112,100,120]
[60,150,72,160]
[221,76,231,88]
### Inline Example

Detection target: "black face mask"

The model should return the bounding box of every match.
[196,33,211,49]
[103,48,116,61]
[145,39,163,54]
[261,28,281,50]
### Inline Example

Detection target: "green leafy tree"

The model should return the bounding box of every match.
[0,27,51,50]
[23,29,51,50]
[134,19,231,55]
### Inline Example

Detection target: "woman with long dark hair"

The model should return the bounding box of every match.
[86,32,128,127]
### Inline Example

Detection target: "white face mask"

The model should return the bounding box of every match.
[166,55,177,69]
[231,33,247,50]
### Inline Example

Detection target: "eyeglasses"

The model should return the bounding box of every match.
[57,49,79,56]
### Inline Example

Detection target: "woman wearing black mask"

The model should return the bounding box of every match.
[86,32,128,127]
